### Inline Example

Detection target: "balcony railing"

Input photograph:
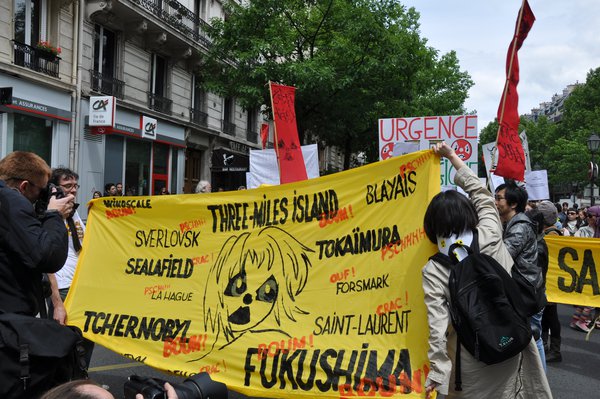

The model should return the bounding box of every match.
[90,70,125,99]
[246,129,258,143]
[129,0,212,47]
[222,120,236,136]
[147,92,173,115]
[12,41,60,77]
[189,107,208,127]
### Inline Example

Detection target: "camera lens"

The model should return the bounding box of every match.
[177,373,228,399]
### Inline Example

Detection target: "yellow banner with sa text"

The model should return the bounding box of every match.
[546,235,600,307]
[65,150,440,398]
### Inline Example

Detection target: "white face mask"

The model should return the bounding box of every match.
[437,230,474,262]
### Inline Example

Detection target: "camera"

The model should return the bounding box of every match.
[35,182,65,217]
[124,372,228,399]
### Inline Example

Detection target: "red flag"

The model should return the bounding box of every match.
[495,0,535,181]
[269,82,308,184]
[260,122,269,149]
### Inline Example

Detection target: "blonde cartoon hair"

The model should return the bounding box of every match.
[203,226,313,346]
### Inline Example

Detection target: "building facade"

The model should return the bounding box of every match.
[0,0,262,219]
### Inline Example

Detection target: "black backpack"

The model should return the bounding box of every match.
[0,313,88,399]
[430,234,531,390]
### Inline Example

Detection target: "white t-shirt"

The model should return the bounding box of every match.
[54,210,86,289]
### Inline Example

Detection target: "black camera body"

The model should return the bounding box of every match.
[124,372,228,399]
[35,183,65,217]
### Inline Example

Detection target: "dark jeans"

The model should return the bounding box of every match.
[542,303,561,340]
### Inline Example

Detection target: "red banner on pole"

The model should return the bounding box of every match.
[260,122,269,149]
[269,82,308,184]
[495,0,535,181]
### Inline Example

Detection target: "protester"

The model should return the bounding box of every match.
[92,190,102,199]
[575,206,600,237]
[116,182,124,196]
[562,207,582,236]
[558,201,569,225]
[104,183,117,196]
[195,180,211,193]
[0,151,74,316]
[46,168,95,368]
[495,180,546,369]
[160,187,170,195]
[536,200,563,362]
[422,142,551,398]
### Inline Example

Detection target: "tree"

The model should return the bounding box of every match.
[478,67,600,196]
[199,0,473,168]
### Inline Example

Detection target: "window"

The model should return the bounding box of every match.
[14,0,45,46]
[93,25,116,77]
[151,54,167,97]
[190,75,207,126]
[92,25,123,98]
[148,54,171,114]
[9,114,52,163]
[223,97,235,135]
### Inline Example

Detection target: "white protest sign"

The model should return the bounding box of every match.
[379,115,478,189]
[525,170,550,200]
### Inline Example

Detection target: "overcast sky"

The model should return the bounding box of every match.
[401,0,600,133]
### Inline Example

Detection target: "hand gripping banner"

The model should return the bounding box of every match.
[65,150,440,398]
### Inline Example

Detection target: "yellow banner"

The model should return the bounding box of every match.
[65,150,440,398]
[546,235,600,307]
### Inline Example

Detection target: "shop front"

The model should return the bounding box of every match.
[211,142,250,191]
[0,74,72,165]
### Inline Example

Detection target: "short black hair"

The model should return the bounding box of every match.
[423,190,478,244]
[495,180,528,213]
[51,167,79,185]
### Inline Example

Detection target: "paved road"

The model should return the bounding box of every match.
[88,304,600,398]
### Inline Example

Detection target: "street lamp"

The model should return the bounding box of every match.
[587,133,600,205]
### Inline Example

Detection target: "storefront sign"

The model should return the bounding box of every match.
[141,115,157,140]
[89,96,115,127]
[211,148,249,172]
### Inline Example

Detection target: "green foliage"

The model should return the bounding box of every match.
[478,66,600,196]
[199,0,473,168]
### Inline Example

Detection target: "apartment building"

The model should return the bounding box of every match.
[0,0,261,218]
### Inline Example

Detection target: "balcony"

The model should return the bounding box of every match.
[87,0,211,61]
[129,0,212,48]
[90,70,125,99]
[12,41,60,78]
[246,129,258,143]
[222,120,236,136]
[189,107,208,127]
[147,92,173,115]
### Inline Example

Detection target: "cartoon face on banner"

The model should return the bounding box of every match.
[196,227,312,361]
[451,139,472,161]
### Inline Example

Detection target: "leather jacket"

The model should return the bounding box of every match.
[503,212,543,289]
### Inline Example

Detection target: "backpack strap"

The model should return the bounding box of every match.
[455,343,462,391]
[19,343,30,390]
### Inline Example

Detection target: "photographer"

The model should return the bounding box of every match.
[0,151,75,316]
[41,380,179,399]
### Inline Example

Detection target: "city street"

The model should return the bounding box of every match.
[88,304,600,398]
